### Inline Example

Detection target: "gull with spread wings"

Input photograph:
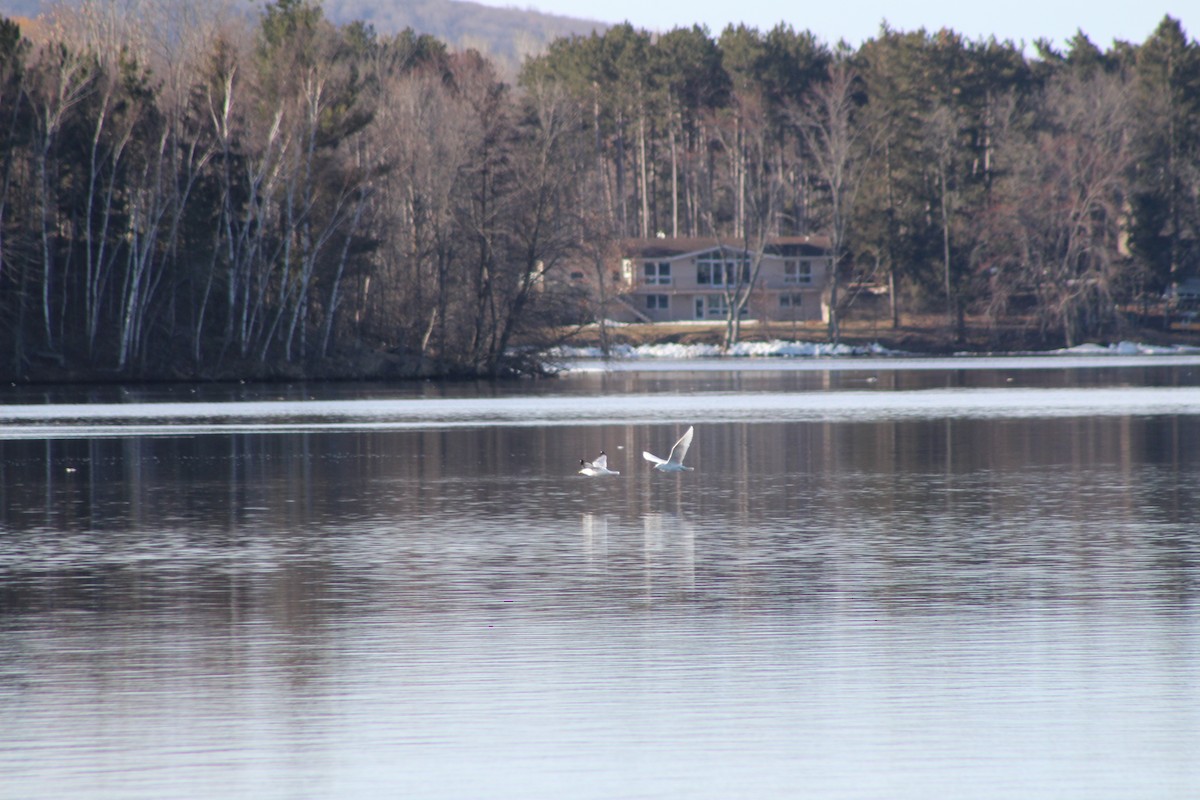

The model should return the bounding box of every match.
[643,426,694,472]
[578,451,620,476]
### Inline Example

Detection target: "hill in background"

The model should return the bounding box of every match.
[328,0,607,68]
[0,0,609,73]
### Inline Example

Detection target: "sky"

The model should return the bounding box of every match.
[477,0,1190,51]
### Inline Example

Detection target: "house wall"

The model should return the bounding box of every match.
[619,248,832,323]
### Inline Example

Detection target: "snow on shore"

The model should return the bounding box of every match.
[547,339,1200,361]
[1048,341,1200,356]
[547,340,899,359]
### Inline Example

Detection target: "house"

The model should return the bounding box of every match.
[1165,277,1200,328]
[607,235,834,324]
[1167,277,1200,310]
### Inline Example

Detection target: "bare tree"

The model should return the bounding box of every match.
[699,96,787,349]
[985,69,1133,346]
[25,35,95,354]
[0,20,28,373]
[459,70,587,375]
[213,54,288,363]
[576,182,622,356]
[140,0,236,367]
[793,57,873,343]
[357,59,477,368]
[51,1,136,358]
[925,103,961,334]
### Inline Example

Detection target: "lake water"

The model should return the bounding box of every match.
[2,356,1200,799]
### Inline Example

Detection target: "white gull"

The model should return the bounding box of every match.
[643,426,695,472]
[579,451,620,476]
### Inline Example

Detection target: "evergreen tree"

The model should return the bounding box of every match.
[1127,17,1200,292]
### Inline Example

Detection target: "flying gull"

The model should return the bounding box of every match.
[579,451,620,476]
[643,426,695,472]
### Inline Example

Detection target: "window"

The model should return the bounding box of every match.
[784,260,812,284]
[779,293,804,308]
[645,294,669,310]
[570,271,585,281]
[696,296,747,318]
[644,261,672,285]
[696,253,751,287]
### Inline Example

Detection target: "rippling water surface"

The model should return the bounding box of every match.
[2,357,1199,798]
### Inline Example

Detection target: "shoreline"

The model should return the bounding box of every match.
[5,316,1200,386]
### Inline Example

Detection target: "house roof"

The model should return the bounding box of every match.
[621,235,832,258]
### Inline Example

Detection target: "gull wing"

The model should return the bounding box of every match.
[593,453,608,469]
[642,450,667,466]
[666,426,694,466]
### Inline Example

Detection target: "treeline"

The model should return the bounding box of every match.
[0,0,592,379]
[0,3,1197,381]
[523,17,1200,345]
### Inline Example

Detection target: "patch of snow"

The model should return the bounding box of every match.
[545,340,906,360]
[546,339,1200,362]
[1051,341,1200,356]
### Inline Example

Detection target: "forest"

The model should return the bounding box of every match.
[0,0,1197,380]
